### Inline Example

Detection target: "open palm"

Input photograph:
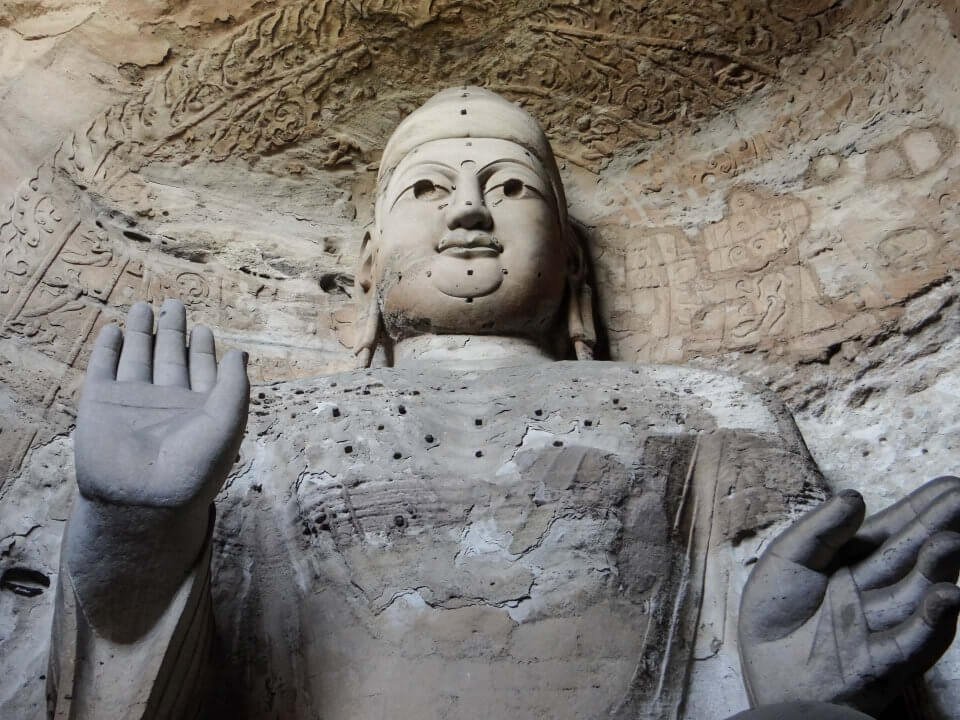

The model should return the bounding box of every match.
[75,299,249,509]
[739,480,960,716]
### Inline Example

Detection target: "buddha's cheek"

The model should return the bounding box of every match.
[429,255,503,298]
[475,279,566,333]
[497,257,567,315]
[378,268,480,336]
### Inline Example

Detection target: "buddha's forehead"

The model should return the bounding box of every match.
[381,137,551,193]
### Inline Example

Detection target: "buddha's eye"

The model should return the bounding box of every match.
[412,179,448,200]
[503,178,524,198]
[487,177,539,203]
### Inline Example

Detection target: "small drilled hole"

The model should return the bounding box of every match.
[475,450,483,457]
[534,409,542,416]
[475,418,482,426]
[344,445,353,454]
[460,108,467,115]
[424,434,434,443]
[332,408,340,417]
[553,440,563,447]
[467,269,474,276]
[393,451,402,460]
[398,405,406,415]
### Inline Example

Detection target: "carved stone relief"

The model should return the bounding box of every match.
[1,0,960,717]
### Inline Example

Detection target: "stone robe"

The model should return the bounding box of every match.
[31,362,825,719]
[205,361,824,719]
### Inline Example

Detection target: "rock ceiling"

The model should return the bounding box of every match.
[110,0,863,170]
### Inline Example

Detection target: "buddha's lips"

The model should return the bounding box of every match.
[436,233,503,255]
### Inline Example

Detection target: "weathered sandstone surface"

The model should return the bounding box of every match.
[1,1,959,717]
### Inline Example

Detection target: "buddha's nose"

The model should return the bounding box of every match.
[445,175,493,231]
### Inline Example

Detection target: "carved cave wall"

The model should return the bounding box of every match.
[1,0,960,716]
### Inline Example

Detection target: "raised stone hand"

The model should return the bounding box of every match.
[739,478,960,717]
[64,299,249,640]
[75,299,248,507]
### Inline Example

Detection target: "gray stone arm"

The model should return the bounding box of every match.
[60,299,247,639]
[49,506,217,719]
[62,495,213,640]
[726,702,874,719]
[48,299,248,719]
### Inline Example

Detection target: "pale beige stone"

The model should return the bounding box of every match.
[0,0,959,717]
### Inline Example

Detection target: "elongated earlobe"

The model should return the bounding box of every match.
[568,277,596,361]
[353,230,381,368]
[565,228,596,361]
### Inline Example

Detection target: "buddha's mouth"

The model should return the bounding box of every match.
[436,233,503,257]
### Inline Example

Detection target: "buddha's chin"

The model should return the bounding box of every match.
[430,255,503,299]
[381,286,562,342]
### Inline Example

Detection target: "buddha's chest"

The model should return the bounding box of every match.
[242,370,699,614]
[207,364,811,719]
[293,438,691,615]
[215,428,696,720]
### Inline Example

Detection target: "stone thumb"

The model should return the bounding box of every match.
[769,489,866,571]
[203,349,250,431]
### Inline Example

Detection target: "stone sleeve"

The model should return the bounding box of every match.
[47,512,215,720]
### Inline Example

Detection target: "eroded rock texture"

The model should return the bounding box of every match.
[0,0,959,717]
[5,362,828,718]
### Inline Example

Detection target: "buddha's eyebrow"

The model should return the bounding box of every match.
[386,161,458,210]
[398,161,457,179]
[476,157,547,180]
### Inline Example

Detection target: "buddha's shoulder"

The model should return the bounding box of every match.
[252,360,801,442]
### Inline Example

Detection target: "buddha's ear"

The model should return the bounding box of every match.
[353,229,380,368]
[565,224,596,361]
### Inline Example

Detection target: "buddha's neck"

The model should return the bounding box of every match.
[393,335,555,369]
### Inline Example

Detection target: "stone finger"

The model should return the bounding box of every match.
[86,324,122,382]
[116,302,154,382]
[854,476,960,550]
[862,532,960,631]
[769,489,865,571]
[153,299,189,387]
[852,491,960,591]
[871,583,960,679]
[189,325,217,392]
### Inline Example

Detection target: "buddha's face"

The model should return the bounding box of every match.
[371,137,569,340]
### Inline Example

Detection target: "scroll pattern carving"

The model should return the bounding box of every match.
[0,0,926,426]
[31,0,862,176]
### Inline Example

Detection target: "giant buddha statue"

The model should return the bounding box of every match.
[47,88,960,720]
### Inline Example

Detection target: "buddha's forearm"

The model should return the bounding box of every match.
[62,492,212,641]
[725,702,875,720]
